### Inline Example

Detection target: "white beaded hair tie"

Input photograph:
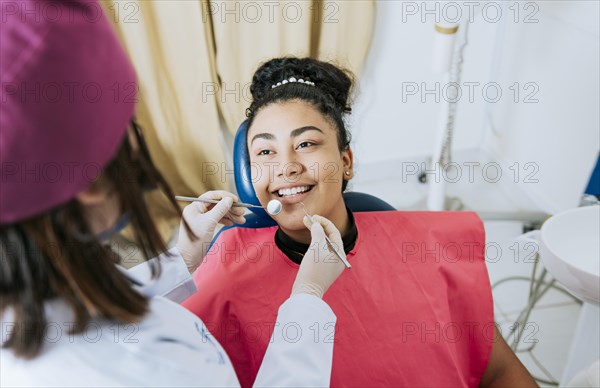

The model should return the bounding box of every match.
[271,77,315,89]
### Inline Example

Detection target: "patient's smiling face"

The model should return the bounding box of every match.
[248,100,353,244]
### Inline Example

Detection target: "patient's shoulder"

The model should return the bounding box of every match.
[355,209,482,223]
[353,211,486,261]
[354,210,483,234]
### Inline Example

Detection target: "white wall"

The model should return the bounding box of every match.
[349,1,600,214]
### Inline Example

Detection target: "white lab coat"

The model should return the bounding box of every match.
[1,249,337,387]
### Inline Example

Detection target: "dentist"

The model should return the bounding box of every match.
[0,1,346,386]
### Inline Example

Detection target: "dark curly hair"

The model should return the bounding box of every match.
[246,57,355,190]
[246,57,355,150]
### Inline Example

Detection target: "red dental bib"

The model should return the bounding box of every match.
[183,211,494,387]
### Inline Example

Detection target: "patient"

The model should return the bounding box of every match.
[183,57,537,387]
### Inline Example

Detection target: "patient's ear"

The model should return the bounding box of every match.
[342,146,354,180]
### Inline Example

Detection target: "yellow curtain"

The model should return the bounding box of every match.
[102,1,227,239]
[210,0,377,133]
[104,0,376,242]
[317,1,376,71]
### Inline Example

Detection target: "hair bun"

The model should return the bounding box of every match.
[250,57,354,113]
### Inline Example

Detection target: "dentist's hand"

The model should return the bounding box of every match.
[177,191,246,273]
[291,215,347,299]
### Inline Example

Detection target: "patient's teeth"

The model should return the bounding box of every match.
[277,186,310,197]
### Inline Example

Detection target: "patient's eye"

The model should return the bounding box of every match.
[258,149,272,156]
[297,141,315,150]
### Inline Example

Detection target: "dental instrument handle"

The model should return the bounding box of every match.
[175,196,264,209]
[300,202,351,269]
[323,235,352,269]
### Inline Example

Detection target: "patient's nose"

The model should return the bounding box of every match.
[277,160,303,180]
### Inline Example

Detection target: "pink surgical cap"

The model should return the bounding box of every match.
[1,0,137,223]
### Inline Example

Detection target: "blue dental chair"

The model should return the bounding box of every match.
[232,120,395,228]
